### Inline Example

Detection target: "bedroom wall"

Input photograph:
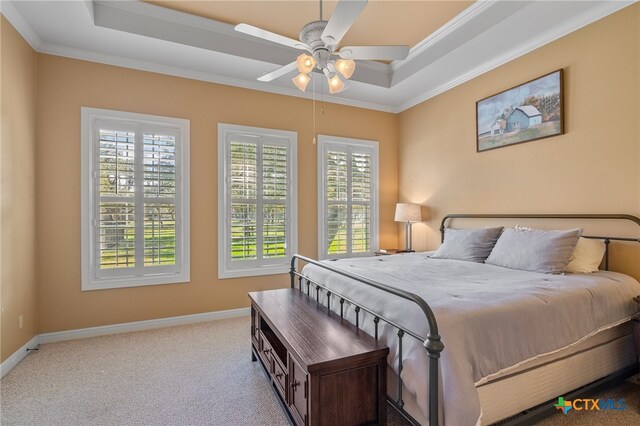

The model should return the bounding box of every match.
[1,16,39,362]
[398,4,640,278]
[35,54,399,333]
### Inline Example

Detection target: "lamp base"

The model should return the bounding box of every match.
[403,222,414,252]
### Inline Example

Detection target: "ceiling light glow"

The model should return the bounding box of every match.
[327,74,346,94]
[335,59,355,79]
[292,73,311,92]
[296,54,316,74]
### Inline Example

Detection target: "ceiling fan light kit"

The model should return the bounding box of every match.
[292,73,311,92]
[335,58,356,79]
[235,0,410,95]
[328,73,346,94]
[296,53,316,75]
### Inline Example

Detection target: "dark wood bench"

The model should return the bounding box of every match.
[250,288,389,426]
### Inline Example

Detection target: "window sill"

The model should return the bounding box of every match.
[82,273,190,291]
[218,264,290,279]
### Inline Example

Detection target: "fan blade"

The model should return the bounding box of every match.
[339,45,410,60]
[235,24,308,50]
[258,62,297,82]
[321,0,368,46]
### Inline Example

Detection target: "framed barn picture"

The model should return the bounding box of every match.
[476,69,564,152]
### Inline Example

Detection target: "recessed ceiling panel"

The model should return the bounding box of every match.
[145,0,475,48]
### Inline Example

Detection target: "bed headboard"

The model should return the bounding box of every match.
[439,213,640,274]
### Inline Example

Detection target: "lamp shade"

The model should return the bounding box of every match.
[394,203,422,222]
[292,73,311,92]
[296,54,316,74]
[327,73,346,94]
[335,59,356,79]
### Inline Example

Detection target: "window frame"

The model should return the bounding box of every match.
[81,107,190,291]
[317,135,379,260]
[217,123,298,279]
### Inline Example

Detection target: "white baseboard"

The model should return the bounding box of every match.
[1,307,250,377]
[39,307,251,344]
[0,335,39,379]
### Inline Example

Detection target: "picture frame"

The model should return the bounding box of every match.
[476,69,564,152]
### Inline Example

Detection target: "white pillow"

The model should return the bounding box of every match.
[485,227,582,274]
[565,237,606,273]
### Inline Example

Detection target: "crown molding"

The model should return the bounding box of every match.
[4,0,637,114]
[395,0,636,112]
[0,1,42,50]
[390,0,500,72]
[37,42,397,113]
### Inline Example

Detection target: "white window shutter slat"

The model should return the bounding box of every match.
[82,107,190,290]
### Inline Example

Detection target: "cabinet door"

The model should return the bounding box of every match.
[289,355,308,426]
[633,319,639,355]
[251,305,260,347]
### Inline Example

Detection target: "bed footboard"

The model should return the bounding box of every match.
[289,254,444,426]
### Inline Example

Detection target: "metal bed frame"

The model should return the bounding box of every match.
[288,213,640,425]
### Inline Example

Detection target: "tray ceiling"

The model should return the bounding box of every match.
[2,0,635,113]
[145,0,475,49]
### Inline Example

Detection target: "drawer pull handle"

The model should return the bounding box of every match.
[275,372,283,379]
[263,348,271,355]
[291,380,300,389]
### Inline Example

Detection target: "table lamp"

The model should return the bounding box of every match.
[395,203,422,252]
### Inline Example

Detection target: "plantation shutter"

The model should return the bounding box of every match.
[95,121,180,278]
[350,151,372,253]
[143,131,178,268]
[319,136,378,259]
[226,133,293,265]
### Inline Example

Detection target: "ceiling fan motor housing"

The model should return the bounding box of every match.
[300,20,329,51]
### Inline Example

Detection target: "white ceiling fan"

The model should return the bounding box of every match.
[235,0,410,94]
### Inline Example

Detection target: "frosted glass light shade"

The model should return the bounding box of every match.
[327,74,346,94]
[394,203,422,222]
[296,54,316,74]
[335,59,356,79]
[292,73,311,92]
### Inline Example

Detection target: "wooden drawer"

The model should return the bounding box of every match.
[259,330,274,373]
[289,355,308,426]
[273,356,288,401]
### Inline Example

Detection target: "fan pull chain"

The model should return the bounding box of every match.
[312,77,316,144]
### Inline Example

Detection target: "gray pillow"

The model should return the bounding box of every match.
[431,227,504,263]
[485,227,582,274]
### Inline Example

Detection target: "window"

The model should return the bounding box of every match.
[81,108,190,290]
[218,124,297,278]
[318,135,379,259]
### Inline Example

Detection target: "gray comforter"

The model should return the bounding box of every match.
[301,253,640,425]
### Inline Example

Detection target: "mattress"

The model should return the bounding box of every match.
[389,323,636,425]
[301,253,640,425]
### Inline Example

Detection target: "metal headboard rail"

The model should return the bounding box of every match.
[440,213,640,271]
[289,254,444,426]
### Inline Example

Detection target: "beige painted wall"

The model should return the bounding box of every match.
[398,4,640,278]
[36,54,399,333]
[3,3,638,348]
[1,16,39,362]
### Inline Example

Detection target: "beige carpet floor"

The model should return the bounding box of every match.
[1,317,638,426]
